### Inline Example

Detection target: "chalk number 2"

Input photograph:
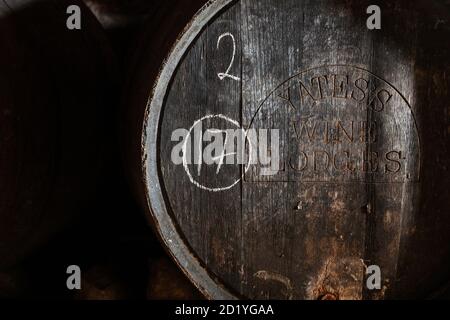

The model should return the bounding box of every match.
[217,33,240,81]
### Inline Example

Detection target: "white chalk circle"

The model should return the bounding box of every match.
[182,114,253,192]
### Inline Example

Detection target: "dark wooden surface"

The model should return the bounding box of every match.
[132,0,450,299]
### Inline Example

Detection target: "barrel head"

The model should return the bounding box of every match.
[134,0,450,299]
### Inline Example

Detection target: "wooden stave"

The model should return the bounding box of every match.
[123,0,450,300]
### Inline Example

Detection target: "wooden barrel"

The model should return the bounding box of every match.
[0,0,115,269]
[123,0,450,299]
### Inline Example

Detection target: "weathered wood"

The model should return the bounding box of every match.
[0,0,116,269]
[125,0,450,299]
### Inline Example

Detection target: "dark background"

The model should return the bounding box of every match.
[0,0,203,300]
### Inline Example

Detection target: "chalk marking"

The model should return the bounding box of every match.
[217,32,240,81]
[182,114,252,192]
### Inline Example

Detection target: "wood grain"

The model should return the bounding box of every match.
[131,0,450,299]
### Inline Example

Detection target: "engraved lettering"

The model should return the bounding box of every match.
[352,78,369,102]
[333,74,349,99]
[313,150,331,172]
[290,152,308,172]
[333,151,350,172]
[361,151,379,173]
[336,121,354,143]
[298,79,317,105]
[385,151,402,174]
[246,65,419,183]
[278,87,297,111]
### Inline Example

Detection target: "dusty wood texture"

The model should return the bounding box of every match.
[0,0,116,269]
[126,0,450,299]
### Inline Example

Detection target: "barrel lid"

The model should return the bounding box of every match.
[141,0,450,299]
